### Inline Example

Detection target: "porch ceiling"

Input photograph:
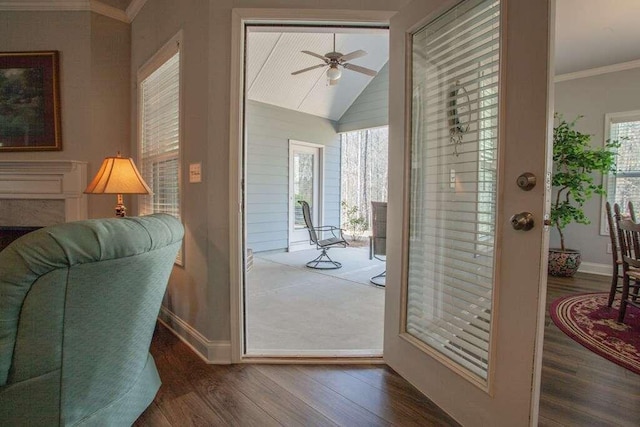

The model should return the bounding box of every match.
[246,29,389,121]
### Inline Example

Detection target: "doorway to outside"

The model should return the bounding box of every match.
[288,140,321,251]
[242,24,389,357]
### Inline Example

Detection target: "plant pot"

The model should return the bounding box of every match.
[548,248,581,277]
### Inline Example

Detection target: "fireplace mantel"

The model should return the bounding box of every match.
[0,160,88,225]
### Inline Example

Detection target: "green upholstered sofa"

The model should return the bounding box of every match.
[0,214,184,426]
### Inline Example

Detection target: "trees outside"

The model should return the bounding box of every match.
[340,126,388,235]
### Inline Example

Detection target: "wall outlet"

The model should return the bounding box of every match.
[606,243,612,254]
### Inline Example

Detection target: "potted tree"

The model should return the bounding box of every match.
[549,114,619,277]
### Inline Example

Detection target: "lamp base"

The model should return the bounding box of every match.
[115,204,126,217]
[115,194,126,217]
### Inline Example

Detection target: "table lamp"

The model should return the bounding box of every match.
[84,152,152,217]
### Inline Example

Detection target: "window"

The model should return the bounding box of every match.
[138,33,182,263]
[602,110,640,234]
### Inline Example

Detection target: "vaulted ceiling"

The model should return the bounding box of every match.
[246,29,389,121]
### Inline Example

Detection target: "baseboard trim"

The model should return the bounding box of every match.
[158,307,232,364]
[578,261,610,276]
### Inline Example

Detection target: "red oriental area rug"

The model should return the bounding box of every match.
[550,292,640,375]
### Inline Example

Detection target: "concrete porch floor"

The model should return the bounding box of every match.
[245,246,385,356]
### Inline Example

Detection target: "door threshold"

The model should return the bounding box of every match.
[241,355,385,364]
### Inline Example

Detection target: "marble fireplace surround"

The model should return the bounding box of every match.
[0,160,88,227]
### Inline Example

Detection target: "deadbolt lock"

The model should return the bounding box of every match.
[516,172,536,191]
[510,212,535,231]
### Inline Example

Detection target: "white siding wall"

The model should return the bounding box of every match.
[246,100,341,252]
[337,62,389,132]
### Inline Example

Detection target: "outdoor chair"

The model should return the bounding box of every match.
[299,200,348,269]
[370,201,387,287]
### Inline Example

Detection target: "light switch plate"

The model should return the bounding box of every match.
[189,162,202,183]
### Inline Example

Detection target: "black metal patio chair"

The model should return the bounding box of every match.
[299,200,348,269]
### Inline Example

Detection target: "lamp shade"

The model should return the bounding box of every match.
[85,155,152,195]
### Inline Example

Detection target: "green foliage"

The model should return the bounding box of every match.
[551,114,619,251]
[341,200,367,241]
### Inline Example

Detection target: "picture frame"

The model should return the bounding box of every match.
[0,51,62,151]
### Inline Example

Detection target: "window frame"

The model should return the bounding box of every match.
[600,109,640,236]
[136,30,184,265]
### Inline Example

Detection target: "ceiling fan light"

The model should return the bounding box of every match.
[326,65,342,81]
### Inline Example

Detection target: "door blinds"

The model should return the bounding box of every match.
[406,0,500,382]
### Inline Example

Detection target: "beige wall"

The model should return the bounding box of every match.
[0,11,131,219]
[131,0,213,342]
[553,67,640,266]
[131,0,408,346]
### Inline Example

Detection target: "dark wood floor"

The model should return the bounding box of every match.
[539,273,640,427]
[136,273,639,426]
[134,324,460,426]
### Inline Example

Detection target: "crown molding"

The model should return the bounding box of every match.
[90,0,128,23]
[125,0,146,22]
[555,58,640,83]
[0,0,130,23]
[0,1,88,10]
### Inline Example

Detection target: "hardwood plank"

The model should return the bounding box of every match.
[155,333,282,427]
[296,365,459,426]
[156,391,227,427]
[133,402,172,427]
[226,365,340,427]
[539,396,618,427]
[256,364,391,427]
[345,365,439,406]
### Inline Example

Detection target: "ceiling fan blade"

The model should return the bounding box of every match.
[301,50,328,62]
[291,64,326,75]
[343,63,378,77]
[339,50,367,62]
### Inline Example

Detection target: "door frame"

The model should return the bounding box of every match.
[229,8,395,363]
[288,140,324,251]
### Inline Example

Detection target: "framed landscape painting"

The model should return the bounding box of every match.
[0,51,61,151]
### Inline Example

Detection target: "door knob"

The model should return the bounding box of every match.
[510,212,534,231]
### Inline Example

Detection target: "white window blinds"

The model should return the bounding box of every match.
[606,112,640,220]
[405,0,500,383]
[139,46,181,262]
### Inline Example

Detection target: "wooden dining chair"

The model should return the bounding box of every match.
[605,202,624,307]
[613,203,640,323]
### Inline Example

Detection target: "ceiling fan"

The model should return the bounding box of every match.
[291,34,378,85]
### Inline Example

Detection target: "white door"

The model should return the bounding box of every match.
[384,0,552,426]
[289,141,321,250]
